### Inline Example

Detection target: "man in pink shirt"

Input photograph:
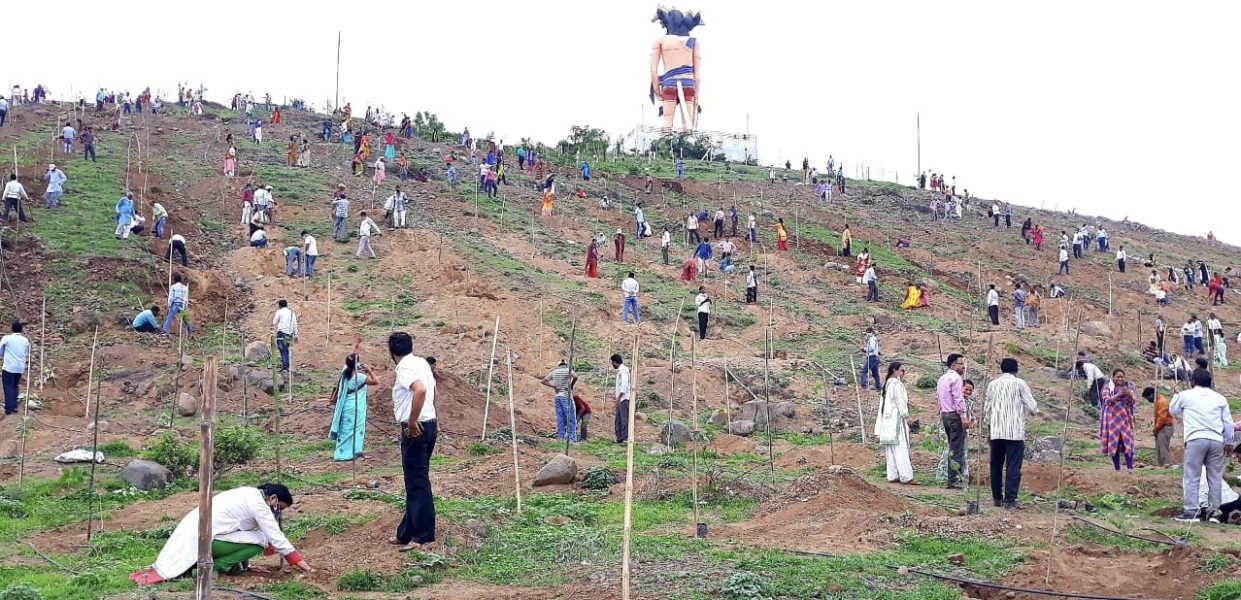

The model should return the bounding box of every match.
[937,353,971,489]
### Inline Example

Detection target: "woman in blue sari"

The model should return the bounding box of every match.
[329,354,377,461]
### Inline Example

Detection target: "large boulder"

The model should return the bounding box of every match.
[728,420,756,436]
[244,341,271,363]
[736,400,780,427]
[646,443,673,456]
[660,420,692,445]
[176,393,198,417]
[1081,321,1112,338]
[707,410,728,426]
[534,454,578,486]
[120,459,174,490]
[775,402,796,418]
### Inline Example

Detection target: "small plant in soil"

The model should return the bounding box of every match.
[580,466,617,491]
[469,442,499,456]
[719,571,765,600]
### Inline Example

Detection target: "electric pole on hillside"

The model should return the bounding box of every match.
[334,31,342,112]
[916,113,921,177]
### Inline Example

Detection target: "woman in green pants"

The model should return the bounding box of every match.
[131,483,312,584]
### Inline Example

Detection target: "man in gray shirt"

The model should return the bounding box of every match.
[542,360,578,442]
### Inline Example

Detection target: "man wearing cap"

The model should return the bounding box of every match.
[542,360,579,442]
[43,164,66,208]
[151,200,169,239]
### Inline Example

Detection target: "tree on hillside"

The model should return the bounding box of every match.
[652,132,719,161]
[558,125,609,160]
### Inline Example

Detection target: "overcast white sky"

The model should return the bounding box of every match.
[8,1,1239,241]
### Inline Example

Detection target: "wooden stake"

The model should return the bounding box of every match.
[690,335,701,530]
[723,357,731,432]
[17,295,44,497]
[270,335,282,480]
[195,357,218,600]
[621,333,640,600]
[1107,274,1113,316]
[85,332,103,541]
[1046,311,1085,585]
[505,348,523,514]
[563,313,578,456]
[762,330,775,485]
[666,300,686,424]
[821,367,834,465]
[83,326,100,420]
[848,354,868,444]
[480,316,501,441]
[326,273,333,345]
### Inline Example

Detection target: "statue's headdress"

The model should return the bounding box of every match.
[653,7,704,36]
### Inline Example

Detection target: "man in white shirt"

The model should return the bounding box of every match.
[660,227,672,265]
[60,123,75,154]
[387,332,438,550]
[272,299,298,372]
[864,262,879,302]
[167,233,188,267]
[859,327,881,391]
[747,213,758,242]
[611,353,631,443]
[1116,246,1127,273]
[1170,370,1235,522]
[984,358,1039,508]
[986,284,1000,326]
[301,230,319,277]
[43,164,66,208]
[1076,353,1106,407]
[0,321,31,415]
[1071,230,1084,259]
[746,265,758,305]
[2,174,29,223]
[686,212,699,245]
[695,286,711,340]
[1058,247,1070,275]
[621,272,640,324]
[162,275,193,335]
[387,186,407,229]
[356,211,381,258]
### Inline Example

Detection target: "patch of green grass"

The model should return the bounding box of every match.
[283,512,379,540]
[95,440,137,458]
[255,581,328,600]
[1199,580,1241,600]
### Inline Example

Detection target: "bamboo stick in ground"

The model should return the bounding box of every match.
[848,354,868,444]
[690,335,701,531]
[1045,311,1085,585]
[195,357,218,599]
[621,333,640,600]
[666,300,685,424]
[85,336,103,541]
[505,348,523,514]
[480,316,500,441]
[563,313,578,456]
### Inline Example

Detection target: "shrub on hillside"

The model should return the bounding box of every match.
[143,425,263,478]
[0,584,43,600]
[914,375,938,389]
[581,466,617,491]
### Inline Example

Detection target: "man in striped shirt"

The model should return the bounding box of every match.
[542,360,578,442]
[984,358,1039,509]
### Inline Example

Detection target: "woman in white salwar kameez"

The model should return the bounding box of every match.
[875,362,917,485]
[130,484,313,585]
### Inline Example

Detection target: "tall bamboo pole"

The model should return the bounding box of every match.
[666,300,685,424]
[621,333,640,600]
[480,316,501,441]
[563,314,578,455]
[1046,311,1085,585]
[762,330,775,485]
[85,335,103,541]
[690,335,701,530]
[17,296,45,497]
[195,357,218,600]
[505,348,523,514]
[848,354,868,444]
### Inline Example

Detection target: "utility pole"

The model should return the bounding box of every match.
[916,113,921,177]
[334,31,342,112]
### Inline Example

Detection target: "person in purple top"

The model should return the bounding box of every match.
[937,353,971,489]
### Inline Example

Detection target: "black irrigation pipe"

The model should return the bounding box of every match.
[1070,516,1184,547]
[893,566,1171,600]
[215,586,277,600]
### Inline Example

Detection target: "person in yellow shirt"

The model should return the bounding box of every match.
[776,219,789,251]
[840,223,853,257]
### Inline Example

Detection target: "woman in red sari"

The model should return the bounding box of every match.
[585,238,599,278]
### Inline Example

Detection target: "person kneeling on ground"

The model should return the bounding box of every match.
[130,483,312,585]
[132,306,161,333]
[250,226,268,248]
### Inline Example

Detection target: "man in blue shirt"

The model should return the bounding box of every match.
[676,159,685,179]
[730,206,739,237]
[0,321,31,415]
[694,237,713,278]
[634,204,645,238]
[133,306,161,333]
[43,164,66,208]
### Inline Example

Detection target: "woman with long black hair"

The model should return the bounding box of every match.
[329,353,378,461]
[874,362,916,485]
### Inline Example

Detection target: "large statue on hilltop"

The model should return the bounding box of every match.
[650,7,703,131]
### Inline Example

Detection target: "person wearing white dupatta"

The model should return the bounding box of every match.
[130,484,312,585]
[875,362,917,484]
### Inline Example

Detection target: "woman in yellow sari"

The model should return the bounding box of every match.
[359,133,371,161]
[900,283,922,310]
[541,189,555,216]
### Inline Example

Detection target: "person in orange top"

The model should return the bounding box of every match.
[573,394,592,441]
[1144,386,1175,467]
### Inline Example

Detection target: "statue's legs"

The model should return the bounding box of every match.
[661,97,678,129]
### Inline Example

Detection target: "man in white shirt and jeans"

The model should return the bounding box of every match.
[387,332,438,551]
[621,272,641,324]
[301,230,319,277]
[2,174,29,223]
[1170,369,1235,522]
[0,322,31,415]
[272,299,299,373]
[986,284,1000,326]
[612,353,631,443]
